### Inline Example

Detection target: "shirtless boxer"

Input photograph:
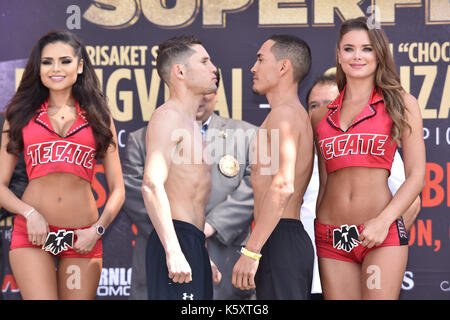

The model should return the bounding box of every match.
[232,34,315,299]
[141,35,217,300]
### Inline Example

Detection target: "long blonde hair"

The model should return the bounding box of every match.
[336,16,410,144]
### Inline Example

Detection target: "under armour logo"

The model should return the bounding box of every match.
[333,225,360,253]
[42,230,74,255]
[182,293,194,300]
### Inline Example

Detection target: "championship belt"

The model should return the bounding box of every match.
[42,230,74,255]
[332,224,361,253]
[218,155,239,177]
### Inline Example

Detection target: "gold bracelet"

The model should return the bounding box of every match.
[240,247,262,261]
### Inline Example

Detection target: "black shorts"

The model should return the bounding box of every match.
[146,219,213,300]
[255,219,314,300]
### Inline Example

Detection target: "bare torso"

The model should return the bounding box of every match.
[317,167,392,226]
[21,173,98,228]
[163,108,211,231]
[251,104,314,221]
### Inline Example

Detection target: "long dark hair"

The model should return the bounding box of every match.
[5,30,114,158]
[336,16,410,145]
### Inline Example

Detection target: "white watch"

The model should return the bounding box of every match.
[95,225,105,236]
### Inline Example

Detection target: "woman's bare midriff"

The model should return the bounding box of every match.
[21,172,98,228]
[317,166,393,226]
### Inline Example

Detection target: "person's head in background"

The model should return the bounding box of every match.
[196,69,220,123]
[306,73,339,118]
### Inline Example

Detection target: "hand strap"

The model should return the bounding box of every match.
[24,208,36,219]
[240,247,262,261]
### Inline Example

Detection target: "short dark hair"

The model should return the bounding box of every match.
[156,35,202,84]
[215,69,220,90]
[306,73,337,104]
[268,34,311,84]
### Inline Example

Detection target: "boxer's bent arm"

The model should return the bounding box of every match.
[141,110,182,257]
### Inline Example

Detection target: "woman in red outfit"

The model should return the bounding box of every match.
[0,30,125,299]
[311,17,425,299]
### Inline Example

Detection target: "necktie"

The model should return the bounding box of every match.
[201,123,208,138]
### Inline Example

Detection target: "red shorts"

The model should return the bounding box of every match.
[10,215,103,258]
[314,218,408,264]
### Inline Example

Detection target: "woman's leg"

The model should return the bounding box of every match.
[9,248,58,299]
[361,246,408,300]
[318,257,362,300]
[57,257,102,300]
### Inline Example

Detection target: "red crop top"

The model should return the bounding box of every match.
[316,86,397,175]
[22,100,97,182]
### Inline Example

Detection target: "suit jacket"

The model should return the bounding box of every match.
[204,113,256,299]
[121,126,151,300]
[122,113,257,300]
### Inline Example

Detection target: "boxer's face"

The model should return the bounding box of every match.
[251,40,280,95]
[184,44,218,95]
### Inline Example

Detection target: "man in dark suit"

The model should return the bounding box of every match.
[123,71,257,299]
[121,125,150,300]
